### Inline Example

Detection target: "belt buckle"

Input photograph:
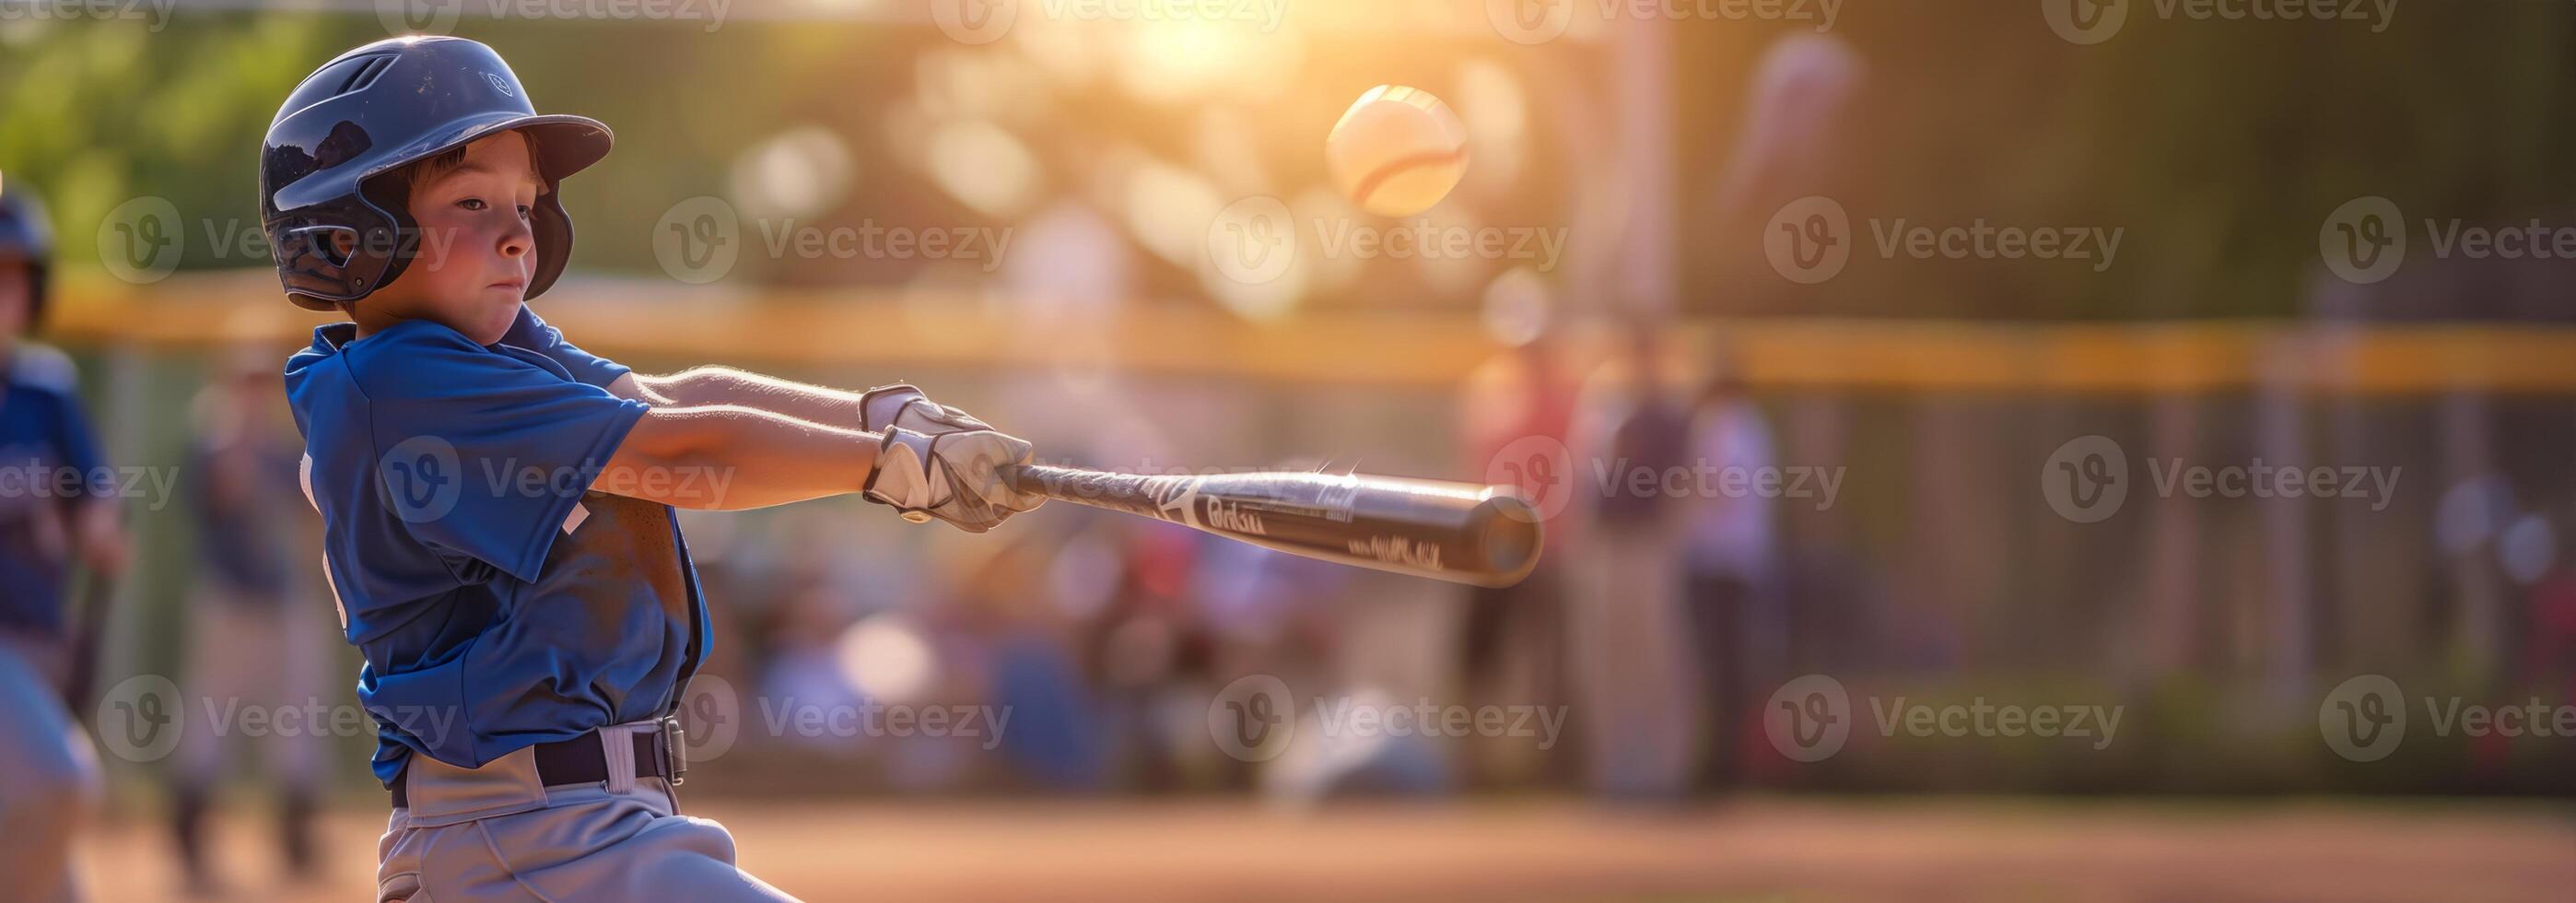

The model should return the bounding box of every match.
[659,714,689,786]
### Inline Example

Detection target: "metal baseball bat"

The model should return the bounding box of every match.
[1003,464,1543,589]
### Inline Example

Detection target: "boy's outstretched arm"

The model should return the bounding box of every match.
[601,405,876,511]
[608,368,992,439]
[612,368,860,425]
[599,402,1045,531]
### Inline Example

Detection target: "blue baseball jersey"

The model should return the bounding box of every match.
[0,346,111,636]
[285,306,707,785]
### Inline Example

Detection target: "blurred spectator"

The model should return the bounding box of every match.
[170,347,328,891]
[1456,310,1575,787]
[1565,318,1699,800]
[1680,340,1781,792]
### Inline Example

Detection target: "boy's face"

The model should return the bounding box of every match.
[381,130,545,345]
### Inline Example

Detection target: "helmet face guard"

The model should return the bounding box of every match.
[260,37,612,311]
[0,189,53,332]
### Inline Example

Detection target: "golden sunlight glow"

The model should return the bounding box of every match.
[1116,18,1300,104]
[928,121,1043,218]
[728,125,856,220]
[1121,158,1224,266]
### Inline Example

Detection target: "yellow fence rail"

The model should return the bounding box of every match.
[44,273,2576,393]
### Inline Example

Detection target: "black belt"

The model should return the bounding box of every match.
[391,718,686,809]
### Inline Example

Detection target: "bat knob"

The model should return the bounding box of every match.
[902,511,932,523]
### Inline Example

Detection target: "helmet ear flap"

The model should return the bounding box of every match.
[274,186,411,311]
[525,190,575,300]
[357,176,421,298]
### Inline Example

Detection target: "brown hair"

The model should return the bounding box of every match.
[379,129,546,201]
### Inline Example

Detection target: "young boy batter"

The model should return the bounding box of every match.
[260,36,1041,901]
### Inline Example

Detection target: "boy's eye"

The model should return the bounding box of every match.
[518,205,533,218]
[458,198,487,211]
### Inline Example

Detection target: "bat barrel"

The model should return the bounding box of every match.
[1005,464,1544,589]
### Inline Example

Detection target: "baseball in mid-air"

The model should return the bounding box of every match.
[1325,86,1469,218]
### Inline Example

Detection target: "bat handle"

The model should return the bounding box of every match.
[1000,463,1051,495]
[1001,463,1162,519]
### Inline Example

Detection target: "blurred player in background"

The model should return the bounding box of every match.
[1566,316,1698,799]
[1457,303,1575,786]
[170,339,329,893]
[0,184,131,901]
[1680,339,1781,792]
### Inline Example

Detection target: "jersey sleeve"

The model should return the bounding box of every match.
[500,304,632,390]
[364,333,649,584]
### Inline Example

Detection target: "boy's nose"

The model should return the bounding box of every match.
[498,218,533,259]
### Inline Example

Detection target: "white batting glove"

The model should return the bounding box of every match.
[863,427,1045,533]
[858,383,991,437]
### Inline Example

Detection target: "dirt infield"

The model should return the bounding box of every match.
[78,797,2576,901]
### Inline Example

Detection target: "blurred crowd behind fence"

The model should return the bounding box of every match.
[46,281,2576,802]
